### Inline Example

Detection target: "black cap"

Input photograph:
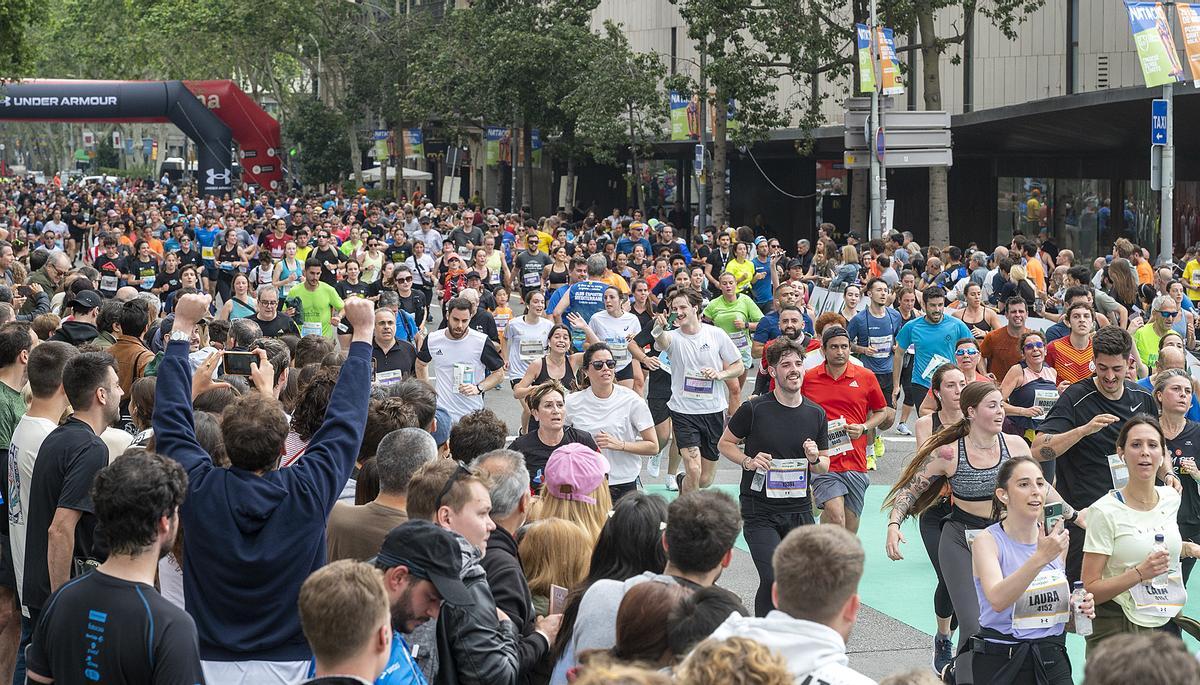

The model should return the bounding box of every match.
[465,271,481,281]
[374,520,472,606]
[69,290,102,310]
[821,325,851,346]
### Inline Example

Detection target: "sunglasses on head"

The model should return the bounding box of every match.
[955,348,979,356]
[1024,341,1045,350]
[589,359,617,370]
[434,463,472,510]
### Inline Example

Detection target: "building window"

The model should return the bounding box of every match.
[997,177,1111,262]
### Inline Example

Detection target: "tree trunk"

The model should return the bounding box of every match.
[522,125,533,211]
[348,118,364,189]
[850,168,868,233]
[712,90,729,227]
[627,99,643,212]
[918,7,949,247]
[510,121,522,213]
[565,152,577,215]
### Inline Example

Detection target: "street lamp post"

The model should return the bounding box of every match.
[1161,0,1176,266]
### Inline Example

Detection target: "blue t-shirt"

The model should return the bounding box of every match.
[894,315,974,388]
[561,280,608,351]
[194,226,220,264]
[753,310,815,344]
[615,237,652,256]
[751,257,773,304]
[846,306,904,374]
[308,632,427,685]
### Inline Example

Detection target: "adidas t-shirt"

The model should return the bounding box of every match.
[661,324,741,415]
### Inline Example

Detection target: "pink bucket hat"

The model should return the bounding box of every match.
[543,443,610,504]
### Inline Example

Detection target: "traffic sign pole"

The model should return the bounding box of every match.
[868,0,883,240]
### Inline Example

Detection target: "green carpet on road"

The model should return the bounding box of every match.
[644,482,1200,683]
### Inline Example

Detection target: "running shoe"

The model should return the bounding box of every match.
[896,422,913,436]
[932,633,953,676]
[866,455,877,471]
[675,472,686,492]
[874,436,885,460]
[665,473,679,491]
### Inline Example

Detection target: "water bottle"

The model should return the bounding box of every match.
[1071,581,1092,637]
[750,468,767,492]
[1152,534,1169,589]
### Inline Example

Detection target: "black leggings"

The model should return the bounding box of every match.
[940,508,995,654]
[743,501,814,617]
[919,499,956,624]
[967,632,1072,685]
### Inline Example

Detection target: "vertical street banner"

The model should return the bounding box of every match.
[877,27,904,95]
[112,131,122,149]
[669,91,689,140]
[486,126,504,166]
[142,137,154,158]
[856,24,876,94]
[403,129,423,158]
[82,131,95,148]
[373,129,388,162]
[1177,3,1200,83]
[531,129,542,166]
[123,136,134,155]
[1125,1,1185,87]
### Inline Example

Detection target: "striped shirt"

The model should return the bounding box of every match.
[1045,336,1093,384]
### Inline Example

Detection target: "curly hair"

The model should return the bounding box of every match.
[675,637,792,685]
[290,366,341,441]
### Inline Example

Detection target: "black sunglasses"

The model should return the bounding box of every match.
[589,359,617,370]
[435,463,472,510]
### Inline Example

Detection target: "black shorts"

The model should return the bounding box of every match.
[615,363,635,382]
[67,227,86,242]
[671,410,724,462]
[648,396,671,425]
[910,382,930,409]
[877,372,894,408]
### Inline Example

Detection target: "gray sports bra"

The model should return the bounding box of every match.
[949,435,1011,502]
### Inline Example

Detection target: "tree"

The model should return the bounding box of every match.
[0,0,46,79]
[285,98,351,186]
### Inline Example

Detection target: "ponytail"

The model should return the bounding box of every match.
[882,417,970,518]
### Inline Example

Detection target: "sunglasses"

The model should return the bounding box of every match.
[589,359,618,370]
[434,463,472,510]
[1023,341,1045,350]
[955,348,979,356]
[397,276,413,283]
[1161,310,1179,319]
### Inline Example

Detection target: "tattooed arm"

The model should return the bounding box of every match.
[885,444,954,560]
[1032,413,1121,462]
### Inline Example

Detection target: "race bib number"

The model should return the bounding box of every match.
[301,322,323,338]
[729,330,750,351]
[1192,272,1200,288]
[202,245,215,261]
[1108,453,1129,489]
[453,362,476,387]
[609,339,630,363]
[1034,389,1059,417]
[374,369,404,386]
[1129,573,1188,619]
[523,271,541,288]
[827,418,853,456]
[494,314,510,334]
[100,274,119,292]
[921,354,953,381]
[869,334,892,359]
[1012,569,1070,629]
[765,459,809,499]
[683,374,715,398]
[490,272,502,285]
[140,275,155,290]
[519,339,545,363]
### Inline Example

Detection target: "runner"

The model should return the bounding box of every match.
[415,297,505,425]
[893,287,974,412]
[846,278,903,470]
[1155,369,1200,584]
[551,255,609,352]
[291,258,345,339]
[650,288,743,493]
[979,296,1029,382]
[508,381,599,490]
[999,330,1059,452]
[702,272,762,390]
[718,337,829,617]
[802,326,891,534]
[569,286,644,390]
[1044,302,1095,389]
[892,286,921,436]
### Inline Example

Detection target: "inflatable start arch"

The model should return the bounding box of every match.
[0,79,283,196]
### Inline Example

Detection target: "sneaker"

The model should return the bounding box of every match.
[932,633,953,677]
[866,454,877,471]
[896,422,912,436]
[873,436,885,459]
[665,473,679,491]
[675,472,686,492]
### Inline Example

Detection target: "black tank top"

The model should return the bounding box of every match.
[547,264,569,288]
[533,355,577,390]
[961,310,993,334]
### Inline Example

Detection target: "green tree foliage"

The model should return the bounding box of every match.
[285,99,351,186]
[0,0,46,78]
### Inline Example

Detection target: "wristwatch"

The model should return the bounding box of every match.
[169,329,191,342]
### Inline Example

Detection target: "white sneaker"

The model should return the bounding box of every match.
[665,473,679,491]
[896,423,912,436]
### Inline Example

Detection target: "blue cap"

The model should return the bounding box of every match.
[431,406,452,446]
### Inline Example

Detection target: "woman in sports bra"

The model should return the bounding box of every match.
[912,364,968,674]
[885,381,1078,655]
[955,282,1001,339]
[272,241,302,298]
[513,324,584,432]
[1001,330,1059,446]
[545,245,571,289]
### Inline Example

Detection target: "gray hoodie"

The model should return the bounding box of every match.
[710,611,877,685]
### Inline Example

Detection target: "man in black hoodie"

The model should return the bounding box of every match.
[472,449,560,683]
[48,291,101,346]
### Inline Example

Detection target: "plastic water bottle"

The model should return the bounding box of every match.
[750,468,767,492]
[1071,581,1092,637]
[1152,534,1169,589]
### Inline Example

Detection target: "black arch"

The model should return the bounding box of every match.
[0,80,233,196]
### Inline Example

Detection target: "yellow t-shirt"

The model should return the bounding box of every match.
[599,272,630,295]
[724,258,756,294]
[1184,259,1200,301]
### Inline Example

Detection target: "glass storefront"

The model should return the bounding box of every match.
[997,177,1111,262]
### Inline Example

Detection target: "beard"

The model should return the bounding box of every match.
[390,584,424,633]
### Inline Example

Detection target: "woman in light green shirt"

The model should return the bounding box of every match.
[703,271,763,390]
[1082,415,1200,655]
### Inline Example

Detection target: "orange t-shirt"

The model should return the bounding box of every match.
[1137,259,1154,285]
[1024,257,1046,294]
[1045,336,1093,385]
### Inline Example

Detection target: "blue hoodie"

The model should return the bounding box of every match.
[153,338,371,662]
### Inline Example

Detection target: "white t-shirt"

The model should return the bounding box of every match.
[8,415,57,616]
[505,316,554,379]
[566,385,655,485]
[422,329,501,425]
[587,310,641,371]
[660,324,741,415]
